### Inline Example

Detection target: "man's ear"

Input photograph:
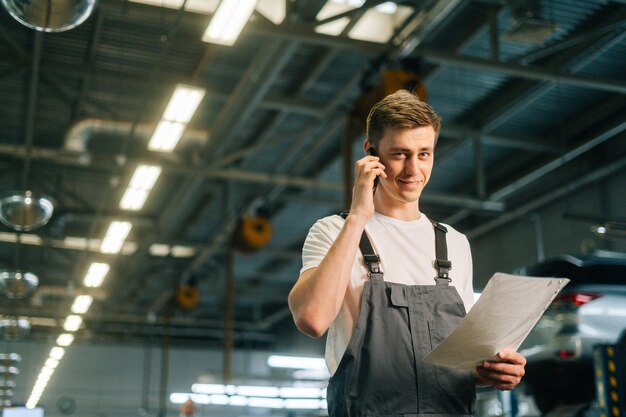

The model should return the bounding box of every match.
[363,139,372,154]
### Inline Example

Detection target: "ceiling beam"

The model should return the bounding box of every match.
[444,110,626,226]
[467,155,626,240]
[413,47,626,95]
[490,114,626,201]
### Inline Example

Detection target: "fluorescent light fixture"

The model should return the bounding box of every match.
[171,245,196,258]
[50,347,65,360]
[83,262,110,287]
[63,315,83,332]
[229,395,248,406]
[28,400,42,408]
[148,84,205,152]
[236,385,279,398]
[149,243,170,256]
[120,189,149,211]
[129,0,218,14]
[44,358,59,369]
[71,295,93,314]
[347,4,413,43]
[170,393,212,405]
[120,165,162,210]
[35,375,50,385]
[148,120,186,152]
[315,0,366,35]
[26,349,65,411]
[247,397,283,409]
[100,221,132,254]
[331,0,365,6]
[202,0,257,45]
[56,333,75,347]
[186,384,327,410]
[210,394,230,405]
[192,383,226,395]
[315,12,350,35]
[39,367,54,378]
[256,0,285,24]
[163,85,206,123]
[315,0,411,42]
[267,355,326,370]
[292,368,331,380]
[130,165,162,188]
[376,1,397,14]
[279,387,324,398]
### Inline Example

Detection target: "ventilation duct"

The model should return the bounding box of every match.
[64,119,210,163]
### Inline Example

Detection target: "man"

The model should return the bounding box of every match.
[288,90,526,416]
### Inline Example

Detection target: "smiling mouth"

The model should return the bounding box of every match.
[399,179,421,185]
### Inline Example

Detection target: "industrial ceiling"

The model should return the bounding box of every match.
[0,0,625,354]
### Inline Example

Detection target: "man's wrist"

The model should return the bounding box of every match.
[345,212,369,229]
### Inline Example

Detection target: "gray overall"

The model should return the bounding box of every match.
[327,217,476,417]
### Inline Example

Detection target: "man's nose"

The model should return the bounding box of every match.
[404,155,419,175]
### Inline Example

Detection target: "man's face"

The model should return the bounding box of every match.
[371,126,436,207]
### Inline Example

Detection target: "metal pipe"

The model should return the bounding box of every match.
[158,311,170,417]
[21,31,43,189]
[63,118,209,155]
[223,247,235,382]
[488,6,499,62]
[141,342,152,414]
[474,138,486,199]
[530,214,545,263]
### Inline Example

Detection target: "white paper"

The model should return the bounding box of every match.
[423,272,569,371]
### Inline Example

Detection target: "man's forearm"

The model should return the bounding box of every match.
[288,213,368,337]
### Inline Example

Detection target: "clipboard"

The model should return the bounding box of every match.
[423,272,569,371]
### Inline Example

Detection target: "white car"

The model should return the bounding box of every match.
[517,252,626,413]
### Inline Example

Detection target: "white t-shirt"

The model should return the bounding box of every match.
[300,211,474,375]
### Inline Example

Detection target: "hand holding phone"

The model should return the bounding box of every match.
[367,147,380,192]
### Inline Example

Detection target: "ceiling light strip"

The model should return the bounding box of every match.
[267,354,327,370]
[26,346,67,408]
[100,221,132,254]
[83,262,110,287]
[120,165,162,210]
[148,85,205,152]
[202,0,257,45]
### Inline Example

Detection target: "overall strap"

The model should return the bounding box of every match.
[431,221,452,286]
[339,211,383,280]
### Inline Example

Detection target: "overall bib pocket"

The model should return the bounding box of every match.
[428,321,475,394]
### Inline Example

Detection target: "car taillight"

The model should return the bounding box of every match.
[552,291,603,307]
[557,350,576,359]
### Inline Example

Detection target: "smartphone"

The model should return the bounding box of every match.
[367,147,380,191]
